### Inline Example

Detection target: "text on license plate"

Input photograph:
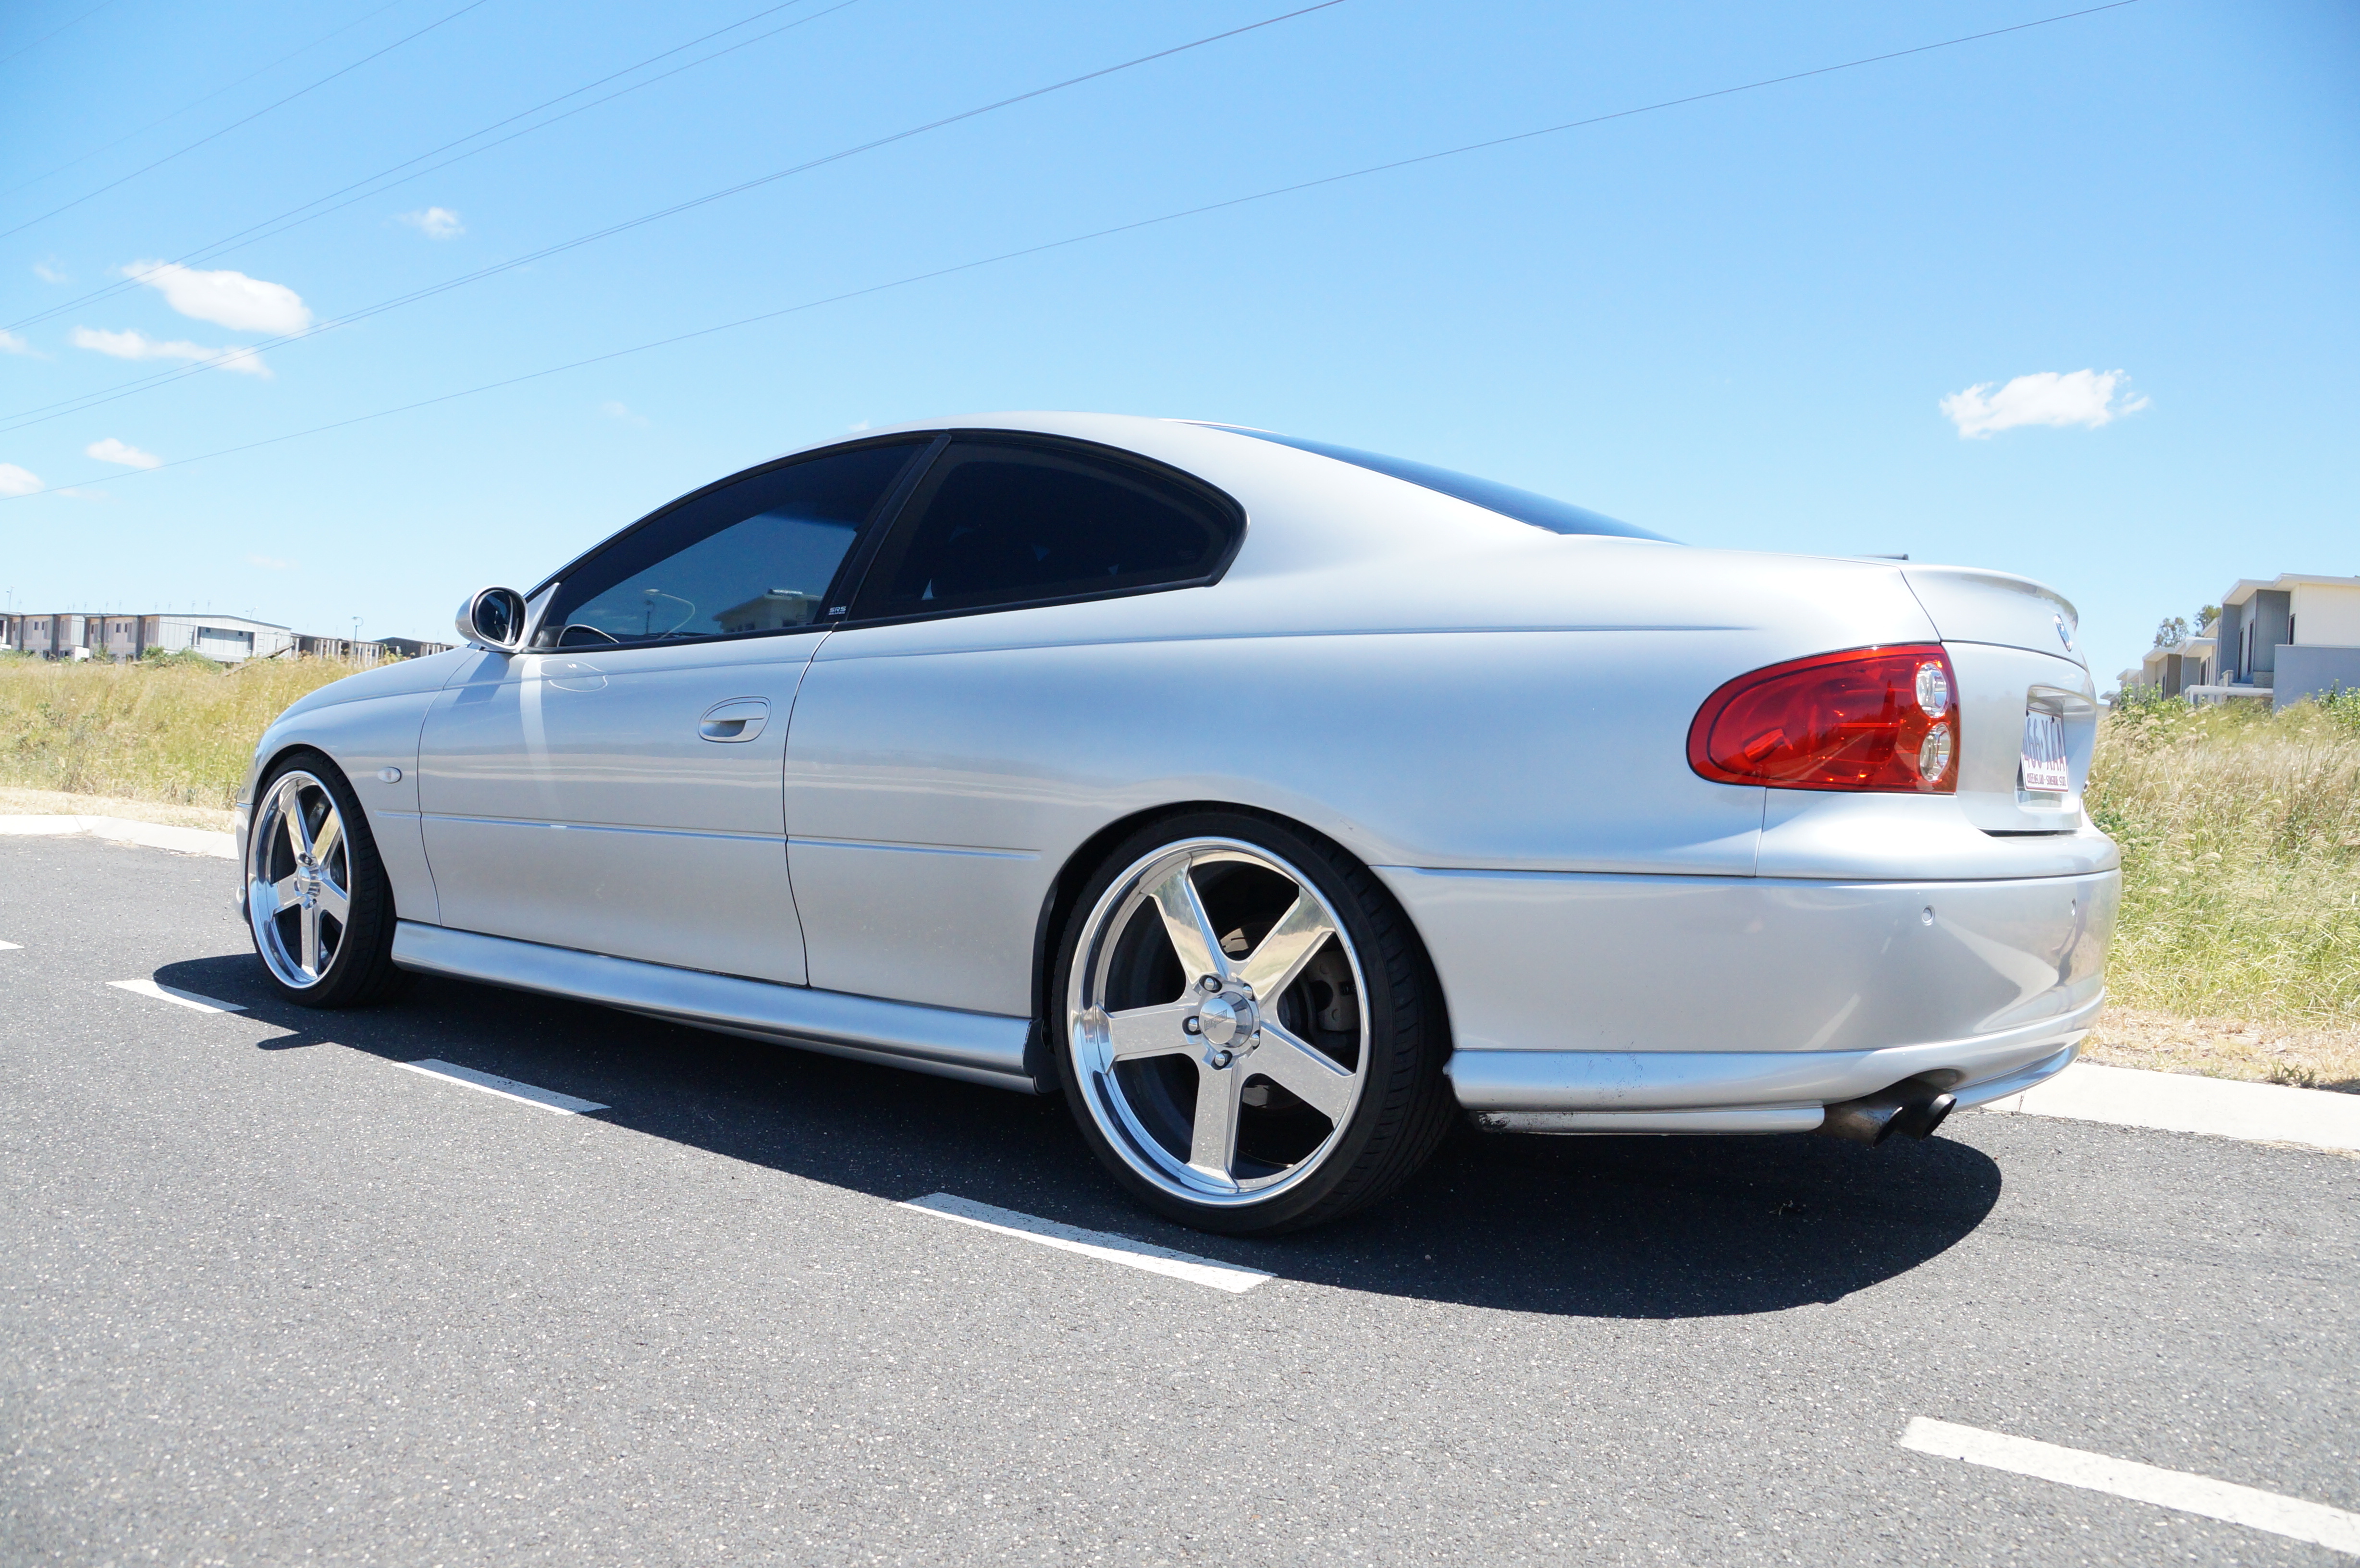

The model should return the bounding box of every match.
[2021,710,2069,793]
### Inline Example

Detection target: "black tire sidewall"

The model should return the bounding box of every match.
[248,750,398,1008]
[1051,809,1441,1235]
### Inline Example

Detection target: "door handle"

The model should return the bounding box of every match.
[698,697,770,743]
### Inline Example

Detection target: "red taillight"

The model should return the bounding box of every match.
[1688,644,1959,793]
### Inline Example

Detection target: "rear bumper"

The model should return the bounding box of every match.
[1378,864,2115,1126]
[1456,1020,2088,1135]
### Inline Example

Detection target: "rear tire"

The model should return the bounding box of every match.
[246,751,410,1009]
[1051,810,1454,1235]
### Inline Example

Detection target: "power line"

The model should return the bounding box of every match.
[0,0,126,71]
[0,0,1353,434]
[0,0,502,243]
[0,0,2147,503]
[6,0,847,333]
[1,0,413,201]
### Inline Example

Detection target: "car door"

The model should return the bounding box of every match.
[417,438,933,984]
[783,435,1245,1012]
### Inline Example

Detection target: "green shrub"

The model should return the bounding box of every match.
[139,646,225,672]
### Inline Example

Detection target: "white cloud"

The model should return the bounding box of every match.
[71,326,271,377]
[0,329,35,355]
[598,399,648,426]
[86,437,161,470]
[1940,368,2148,439]
[0,463,41,497]
[121,259,312,334]
[396,206,464,240]
[246,552,295,570]
[57,487,112,501]
[32,259,68,284]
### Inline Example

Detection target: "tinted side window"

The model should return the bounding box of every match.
[854,441,1239,618]
[547,440,926,648]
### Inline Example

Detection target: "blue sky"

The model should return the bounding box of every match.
[0,0,2352,679]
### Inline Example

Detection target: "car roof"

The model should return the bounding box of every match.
[774,412,1663,565]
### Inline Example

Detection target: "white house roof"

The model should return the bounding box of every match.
[163,613,291,632]
[2221,573,2360,607]
[2141,632,2214,669]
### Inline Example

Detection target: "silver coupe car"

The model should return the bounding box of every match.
[238,412,2117,1233]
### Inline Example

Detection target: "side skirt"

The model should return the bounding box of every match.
[390,921,1042,1094]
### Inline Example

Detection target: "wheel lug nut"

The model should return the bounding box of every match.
[1183,1017,1202,1035]
[1199,975,1221,993]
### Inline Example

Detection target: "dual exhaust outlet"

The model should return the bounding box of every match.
[1817,1081,1957,1145]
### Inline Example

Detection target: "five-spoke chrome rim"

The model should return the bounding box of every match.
[1068,839,1369,1208]
[247,770,351,989]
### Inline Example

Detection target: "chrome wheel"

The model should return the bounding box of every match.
[1067,838,1369,1209]
[247,769,352,990]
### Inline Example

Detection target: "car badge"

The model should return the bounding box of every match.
[2054,613,2074,652]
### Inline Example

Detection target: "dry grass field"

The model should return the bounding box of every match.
[0,651,360,809]
[2083,687,2360,1089]
[4,651,2355,1088]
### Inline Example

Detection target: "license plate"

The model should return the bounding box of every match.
[2021,710,2069,794]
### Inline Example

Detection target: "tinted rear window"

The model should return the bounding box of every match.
[1219,427,1672,541]
[855,440,1241,617]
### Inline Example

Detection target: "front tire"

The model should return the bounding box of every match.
[1051,811,1453,1235]
[246,752,408,1008]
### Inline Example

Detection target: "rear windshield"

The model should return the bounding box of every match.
[1216,427,1674,541]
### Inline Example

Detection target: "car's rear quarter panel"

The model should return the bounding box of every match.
[786,624,1772,1013]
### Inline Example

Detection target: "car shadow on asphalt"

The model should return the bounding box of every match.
[160,954,2004,1320]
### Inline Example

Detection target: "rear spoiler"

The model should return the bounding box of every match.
[1900,564,2084,665]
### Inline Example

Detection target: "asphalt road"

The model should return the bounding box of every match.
[3,832,2354,1565]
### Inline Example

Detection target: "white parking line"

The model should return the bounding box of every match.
[107,978,247,1013]
[1900,1417,2360,1556]
[394,1059,609,1115]
[0,939,20,950]
[899,1192,1274,1294]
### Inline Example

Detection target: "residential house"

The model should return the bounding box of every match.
[2202,573,2360,710]
[2135,626,2219,698]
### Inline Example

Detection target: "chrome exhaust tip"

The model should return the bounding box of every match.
[1818,1085,1957,1145]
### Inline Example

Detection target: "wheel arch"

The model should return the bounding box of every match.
[241,739,341,878]
[1022,798,1450,1089]
[251,736,348,789]
[243,690,444,927]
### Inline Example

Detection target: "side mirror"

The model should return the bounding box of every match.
[455,587,528,652]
